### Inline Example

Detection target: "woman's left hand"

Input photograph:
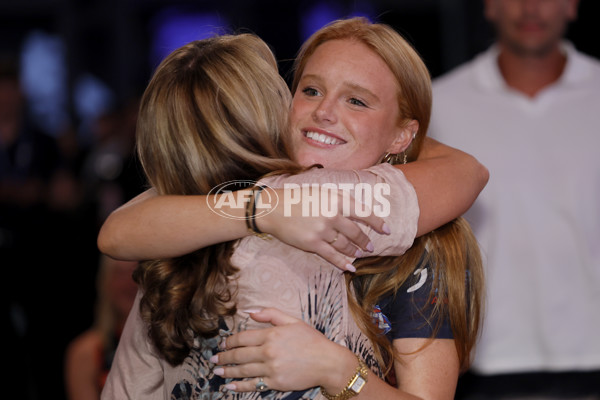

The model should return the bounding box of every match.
[210,308,356,393]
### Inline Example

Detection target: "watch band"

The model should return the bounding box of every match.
[321,356,369,400]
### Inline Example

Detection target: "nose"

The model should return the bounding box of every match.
[312,97,337,124]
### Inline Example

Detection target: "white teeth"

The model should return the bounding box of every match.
[306,131,342,145]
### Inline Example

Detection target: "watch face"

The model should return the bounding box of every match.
[350,376,366,393]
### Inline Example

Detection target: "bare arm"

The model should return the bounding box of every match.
[214,308,458,399]
[391,338,459,399]
[399,137,489,237]
[98,139,487,261]
[98,187,385,268]
[98,188,250,260]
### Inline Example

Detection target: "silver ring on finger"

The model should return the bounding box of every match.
[256,377,269,392]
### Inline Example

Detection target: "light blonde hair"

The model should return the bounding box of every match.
[293,17,484,375]
[134,34,301,365]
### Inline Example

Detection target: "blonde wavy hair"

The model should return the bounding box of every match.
[134,34,301,365]
[292,17,484,375]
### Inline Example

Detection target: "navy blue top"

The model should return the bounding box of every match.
[374,260,453,341]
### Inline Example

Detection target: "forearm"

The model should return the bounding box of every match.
[97,189,249,260]
[97,176,388,266]
[97,140,488,260]
[321,340,458,399]
[318,345,421,400]
[215,309,456,398]
[398,137,489,236]
[356,374,421,400]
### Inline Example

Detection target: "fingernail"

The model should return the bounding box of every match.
[219,338,226,350]
[224,383,236,391]
[241,308,262,314]
[382,223,391,235]
[209,355,218,364]
[345,263,356,272]
[354,249,363,258]
[366,242,374,252]
[213,367,224,376]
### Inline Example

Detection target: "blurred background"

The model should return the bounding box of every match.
[1,0,598,398]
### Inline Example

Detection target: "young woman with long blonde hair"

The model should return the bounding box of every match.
[101,18,486,400]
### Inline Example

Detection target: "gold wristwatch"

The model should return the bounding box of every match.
[321,356,369,400]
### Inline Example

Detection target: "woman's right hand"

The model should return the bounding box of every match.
[213,308,457,399]
[256,186,390,271]
[98,187,388,271]
[211,307,359,394]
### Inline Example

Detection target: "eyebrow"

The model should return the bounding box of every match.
[344,82,380,103]
[300,73,381,104]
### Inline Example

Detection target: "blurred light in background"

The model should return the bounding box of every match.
[20,30,69,138]
[73,73,116,145]
[299,0,376,41]
[150,8,229,68]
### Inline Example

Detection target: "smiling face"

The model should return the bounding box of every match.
[485,0,579,56]
[289,39,413,170]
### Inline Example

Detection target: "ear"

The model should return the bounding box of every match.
[483,0,496,22]
[566,0,579,21]
[386,119,419,155]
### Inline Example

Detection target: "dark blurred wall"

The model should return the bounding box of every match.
[2,0,598,109]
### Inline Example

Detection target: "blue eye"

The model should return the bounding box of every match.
[302,87,320,97]
[349,98,367,107]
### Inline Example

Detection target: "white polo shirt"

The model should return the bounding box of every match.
[430,42,600,375]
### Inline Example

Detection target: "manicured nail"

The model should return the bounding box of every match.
[241,309,262,314]
[345,263,356,272]
[382,223,391,235]
[224,383,237,391]
[213,367,224,376]
[209,355,218,364]
[366,242,374,252]
[219,338,226,349]
[354,249,363,258]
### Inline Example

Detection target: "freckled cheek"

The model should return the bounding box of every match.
[293,94,320,118]
[348,120,378,146]
[288,106,305,143]
[290,97,308,120]
[289,109,300,126]
[289,135,312,163]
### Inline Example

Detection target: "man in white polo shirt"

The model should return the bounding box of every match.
[430,0,600,398]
